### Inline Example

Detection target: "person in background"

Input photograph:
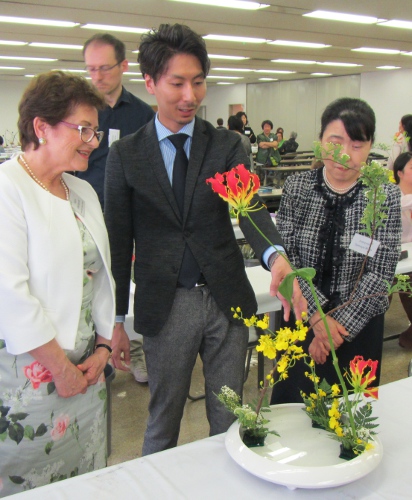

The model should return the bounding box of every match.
[0,71,115,496]
[276,127,285,152]
[271,97,401,405]
[235,111,256,143]
[227,115,251,156]
[280,131,299,155]
[256,119,280,165]
[216,118,225,130]
[81,33,155,383]
[0,135,5,153]
[387,114,412,170]
[393,151,412,349]
[104,23,305,456]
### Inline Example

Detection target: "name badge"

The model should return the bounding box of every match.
[349,233,380,257]
[108,128,120,147]
[70,191,86,218]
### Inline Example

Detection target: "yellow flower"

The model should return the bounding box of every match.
[329,416,339,430]
[331,384,340,396]
[256,315,269,330]
[277,356,289,373]
[318,389,327,398]
[335,426,344,437]
[256,335,277,359]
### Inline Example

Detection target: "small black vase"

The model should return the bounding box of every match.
[242,429,266,447]
[339,444,357,461]
[311,420,323,429]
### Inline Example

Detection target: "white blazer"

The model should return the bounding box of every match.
[0,157,115,354]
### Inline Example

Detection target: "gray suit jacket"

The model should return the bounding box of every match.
[105,116,284,337]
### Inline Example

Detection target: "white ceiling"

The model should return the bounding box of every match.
[1,0,412,86]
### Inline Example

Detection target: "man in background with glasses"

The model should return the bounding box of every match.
[80,33,155,384]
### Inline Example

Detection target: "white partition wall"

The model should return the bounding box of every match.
[246,75,361,151]
[360,69,412,147]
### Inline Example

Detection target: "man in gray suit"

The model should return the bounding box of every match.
[104,23,305,456]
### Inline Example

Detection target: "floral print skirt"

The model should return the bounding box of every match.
[0,257,107,496]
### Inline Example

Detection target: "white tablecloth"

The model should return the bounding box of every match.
[13,377,412,499]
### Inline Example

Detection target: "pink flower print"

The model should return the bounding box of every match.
[50,414,70,441]
[23,361,53,389]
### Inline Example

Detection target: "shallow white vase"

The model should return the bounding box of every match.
[225,403,383,490]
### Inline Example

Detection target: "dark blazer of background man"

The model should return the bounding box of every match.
[104,23,305,457]
[79,33,154,209]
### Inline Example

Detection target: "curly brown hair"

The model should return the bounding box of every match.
[18,71,105,151]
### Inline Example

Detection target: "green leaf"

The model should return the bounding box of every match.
[9,476,25,485]
[9,412,29,423]
[45,441,54,455]
[0,406,10,418]
[8,422,24,444]
[70,467,79,478]
[47,382,56,395]
[278,271,297,304]
[0,417,10,434]
[296,267,316,281]
[98,388,107,401]
[35,423,48,437]
[24,425,35,441]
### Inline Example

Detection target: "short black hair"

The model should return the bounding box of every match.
[261,120,273,130]
[217,118,224,126]
[235,111,247,122]
[138,24,210,83]
[393,151,412,184]
[83,33,126,64]
[320,97,375,143]
[227,115,243,133]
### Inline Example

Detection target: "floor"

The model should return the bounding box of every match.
[107,294,412,466]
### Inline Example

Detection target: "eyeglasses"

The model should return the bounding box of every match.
[85,62,121,74]
[60,121,104,144]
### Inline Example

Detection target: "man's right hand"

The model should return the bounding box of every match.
[111,322,131,371]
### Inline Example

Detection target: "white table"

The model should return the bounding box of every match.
[13,377,412,499]
[125,241,412,341]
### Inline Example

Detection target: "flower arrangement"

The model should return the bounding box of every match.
[207,147,410,457]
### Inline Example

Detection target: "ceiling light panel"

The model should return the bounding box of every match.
[204,34,267,43]
[30,42,83,50]
[352,47,401,55]
[0,15,78,27]
[81,24,148,33]
[269,40,330,49]
[378,20,412,29]
[272,59,316,64]
[169,0,269,9]
[304,10,382,24]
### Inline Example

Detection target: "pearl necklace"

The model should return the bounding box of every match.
[322,167,358,195]
[20,154,69,201]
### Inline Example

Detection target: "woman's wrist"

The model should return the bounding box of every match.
[95,343,112,358]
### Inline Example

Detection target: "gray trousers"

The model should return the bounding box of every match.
[142,285,248,456]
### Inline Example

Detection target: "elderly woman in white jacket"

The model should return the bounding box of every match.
[0,71,115,496]
[394,152,412,348]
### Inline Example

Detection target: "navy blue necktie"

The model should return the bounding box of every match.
[169,134,201,289]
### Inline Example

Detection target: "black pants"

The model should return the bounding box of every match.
[270,312,384,405]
